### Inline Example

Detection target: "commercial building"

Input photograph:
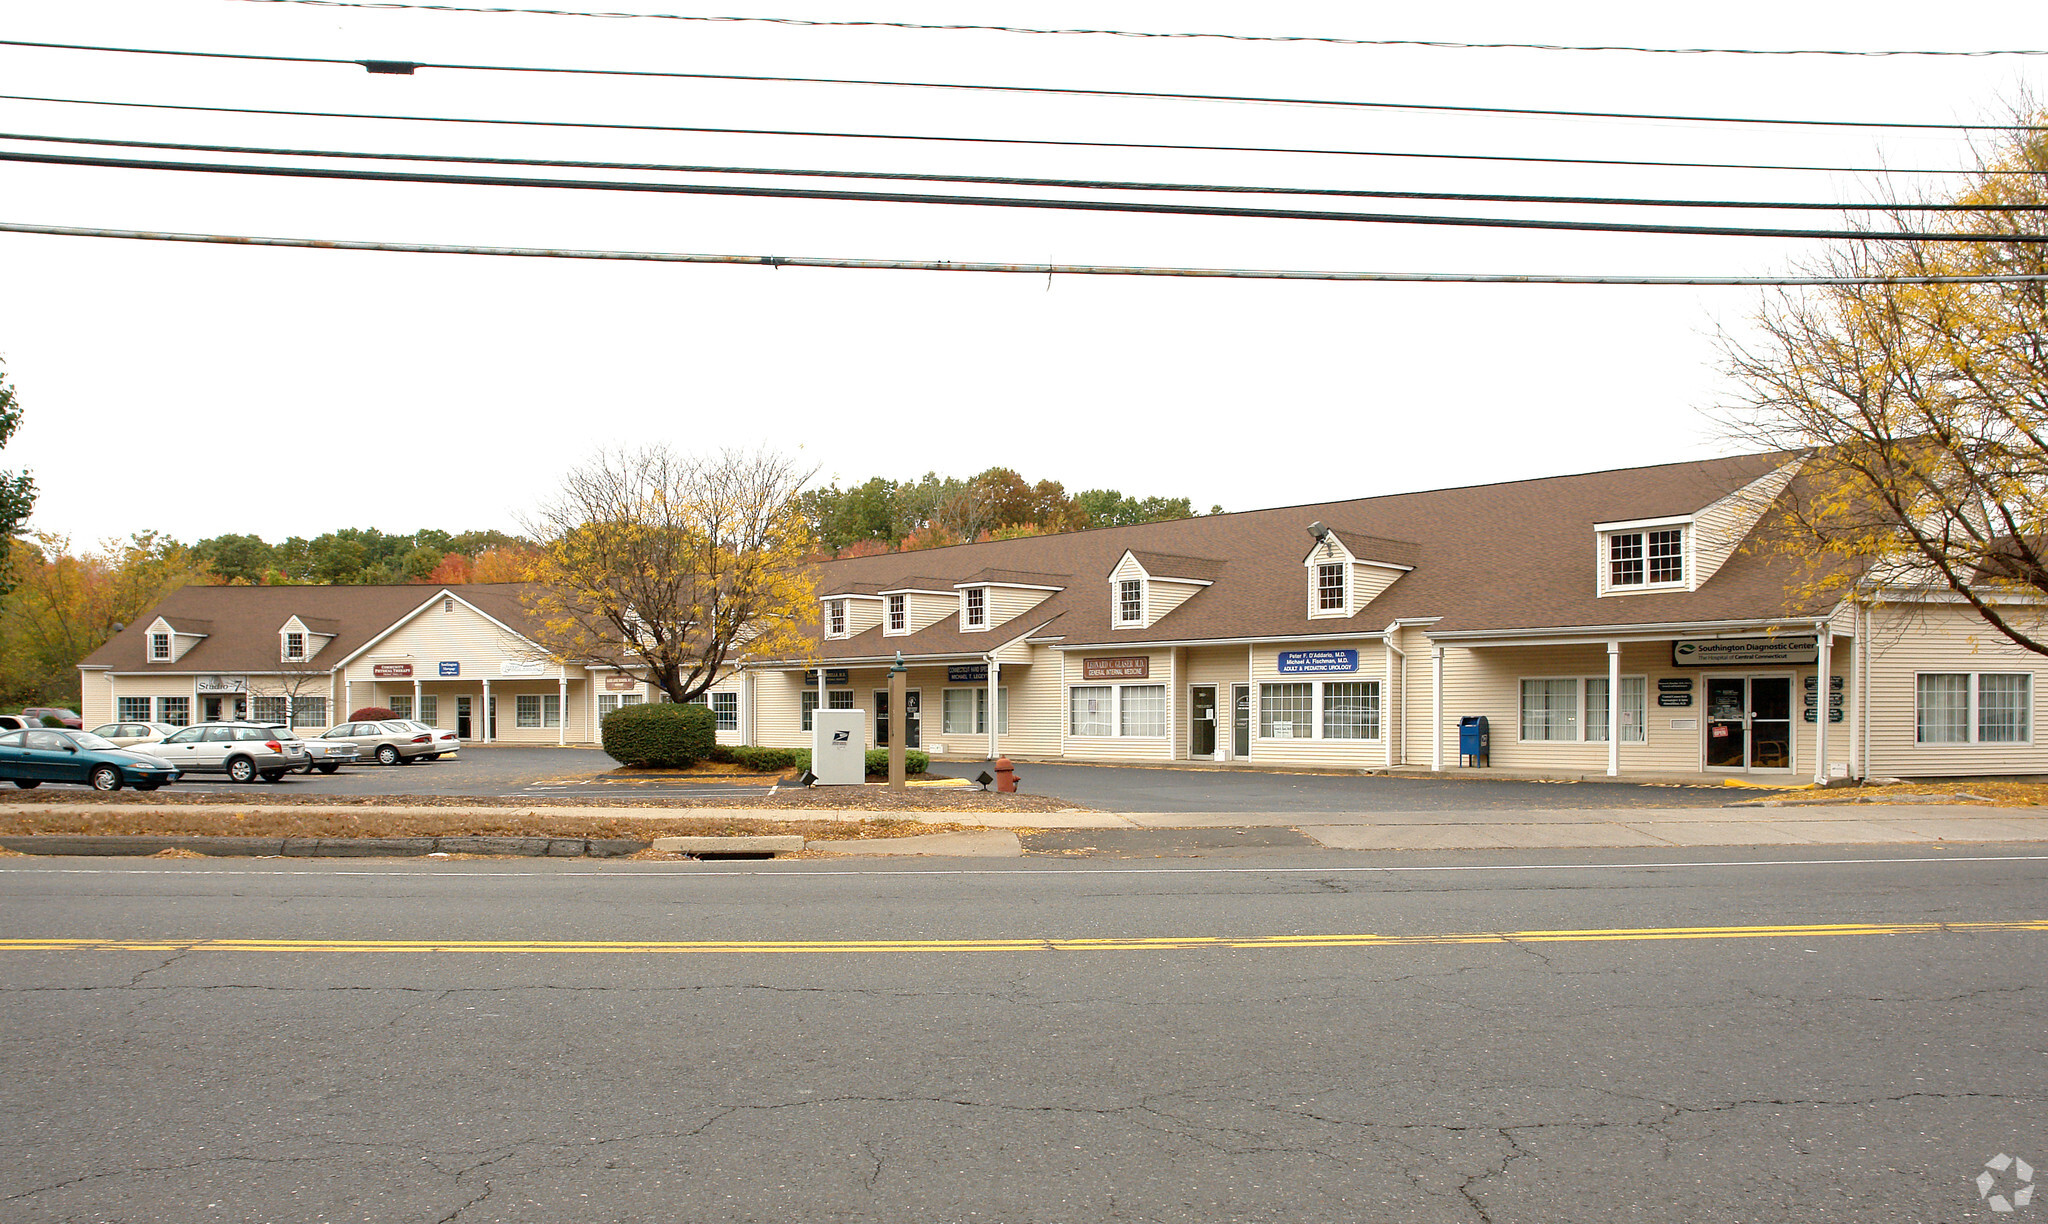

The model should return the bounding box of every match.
[80,450,2048,781]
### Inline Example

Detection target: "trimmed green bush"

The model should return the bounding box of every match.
[865,748,928,777]
[601,701,716,768]
[727,745,802,772]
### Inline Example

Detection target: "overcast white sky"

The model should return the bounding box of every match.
[1,0,2043,546]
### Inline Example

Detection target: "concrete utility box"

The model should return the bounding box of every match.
[810,709,867,786]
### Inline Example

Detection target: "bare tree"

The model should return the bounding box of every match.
[1720,112,2048,653]
[524,447,817,701]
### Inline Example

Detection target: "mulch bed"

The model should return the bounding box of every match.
[1758,780,2048,807]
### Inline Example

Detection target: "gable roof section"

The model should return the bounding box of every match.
[782,450,1832,659]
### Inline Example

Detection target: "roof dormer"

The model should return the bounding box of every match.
[279,615,339,663]
[877,580,958,637]
[1596,515,1694,596]
[818,591,886,640]
[145,616,210,664]
[955,569,1065,633]
[1302,524,1417,618]
[1109,551,1220,630]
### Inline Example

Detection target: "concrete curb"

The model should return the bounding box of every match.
[0,835,650,858]
[650,835,804,857]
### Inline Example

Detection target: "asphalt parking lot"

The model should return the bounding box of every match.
[128,745,1782,810]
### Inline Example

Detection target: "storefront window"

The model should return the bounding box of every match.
[159,696,189,726]
[1520,679,1578,741]
[390,695,412,719]
[1120,685,1166,737]
[1260,683,1313,739]
[1321,682,1380,740]
[1070,686,1112,737]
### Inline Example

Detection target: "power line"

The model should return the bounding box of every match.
[0,93,2020,179]
[218,1,2048,58]
[7,147,2042,241]
[4,38,2042,132]
[8,130,2037,212]
[9,220,2048,283]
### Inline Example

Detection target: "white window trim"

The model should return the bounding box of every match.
[961,587,988,632]
[283,631,306,662]
[1307,561,1351,620]
[150,632,172,662]
[941,686,1010,735]
[884,593,909,636]
[1914,671,2034,746]
[1112,578,1148,629]
[800,688,856,731]
[1254,679,1384,742]
[1067,681,1168,738]
[1516,674,1650,744]
[825,599,848,640]
[1596,516,1695,595]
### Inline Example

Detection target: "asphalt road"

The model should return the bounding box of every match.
[143,744,1779,810]
[1,845,2041,1222]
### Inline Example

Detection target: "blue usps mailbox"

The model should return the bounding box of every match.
[1459,715,1490,767]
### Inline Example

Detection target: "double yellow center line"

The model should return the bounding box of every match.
[3,919,2044,955]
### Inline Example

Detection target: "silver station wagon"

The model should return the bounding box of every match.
[133,722,312,783]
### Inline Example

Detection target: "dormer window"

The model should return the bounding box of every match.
[1315,563,1347,612]
[828,599,847,637]
[964,587,986,629]
[1117,579,1144,626]
[1609,528,1684,588]
[150,632,171,661]
[886,594,907,634]
[284,632,306,661]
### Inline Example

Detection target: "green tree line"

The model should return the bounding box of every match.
[800,466,1218,555]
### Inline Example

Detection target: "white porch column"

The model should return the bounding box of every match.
[817,666,826,737]
[285,695,294,729]
[412,677,422,722]
[481,678,492,743]
[558,670,568,746]
[344,679,353,722]
[987,658,1000,761]
[1606,640,1621,777]
[1813,623,1833,785]
[1430,645,1445,772]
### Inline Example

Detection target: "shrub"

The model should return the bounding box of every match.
[601,701,716,768]
[727,745,802,772]
[865,748,928,777]
[39,715,66,728]
[349,706,400,722]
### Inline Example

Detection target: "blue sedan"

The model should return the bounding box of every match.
[0,728,182,792]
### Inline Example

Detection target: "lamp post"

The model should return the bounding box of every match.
[887,650,908,792]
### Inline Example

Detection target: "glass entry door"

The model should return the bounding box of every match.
[1190,685,1218,757]
[1704,676,1794,771]
[1232,685,1252,758]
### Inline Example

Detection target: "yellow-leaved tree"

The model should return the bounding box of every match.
[524,446,816,701]
[1721,112,2048,653]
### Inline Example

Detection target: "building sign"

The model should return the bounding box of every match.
[1083,656,1151,680]
[1657,677,1693,693]
[1803,675,1845,692]
[499,660,547,677]
[948,664,989,683]
[821,668,850,685]
[604,676,638,692]
[1657,693,1693,707]
[438,661,461,677]
[1671,636,1818,667]
[1277,649,1359,674]
[195,674,247,694]
[1803,707,1846,723]
[373,663,414,679]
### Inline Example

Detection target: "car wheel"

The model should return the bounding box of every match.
[260,770,286,782]
[12,779,39,789]
[317,764,340,775]
[89,765,122,792]
[226,756,257,784]
[376,744,399,766]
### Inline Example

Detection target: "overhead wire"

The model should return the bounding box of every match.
[9,221,2048,283]
[3,39,2042,131]
[0,93,2021,178]
[5,129,2037,212]
[216,1,2048,58]
[5,147,2042,241]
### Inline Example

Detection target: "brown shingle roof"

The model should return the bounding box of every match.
[1126,551,1226,582]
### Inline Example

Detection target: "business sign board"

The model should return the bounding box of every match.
[438,661,461,677]
[1657,693,1693,707]
[195,675,247,694]
[1671,636,1818,667]
[1277,649,1359,675]
[1803,707,1847,723]
[822,669,850,686]
[1083,656,1151,680]
[604,676,638,692]
[372,663,414,679]
[1657,677,1694,692]
[1804,675,1845,691]
[948,664,989,683]
[499,660,547,677]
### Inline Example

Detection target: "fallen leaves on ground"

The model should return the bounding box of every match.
[0,810,968,841]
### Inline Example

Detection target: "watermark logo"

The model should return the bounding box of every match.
[1978,1154,2035,1213]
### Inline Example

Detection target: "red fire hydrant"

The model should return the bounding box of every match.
[993,757,1019,793]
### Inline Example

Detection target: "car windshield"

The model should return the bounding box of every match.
[71,733,117,750]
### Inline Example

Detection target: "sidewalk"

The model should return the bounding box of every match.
[6,801,2046,855]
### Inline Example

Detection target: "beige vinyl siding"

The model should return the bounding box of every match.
[1351,564,1406,611]
[1383,626,1419,766]
[996,651,1062,759]
[754,669,815,750]
[1692,459,1802,587]
[899,593,955,634]
[981,586,1053,631]
[843,597,885,638]
[1863,603,2048,777]
[1060,649,1174,762]
[1180,644,1250,760]
[1147,580,1206,624]
[1247,640,1388,767]
[80,670,114,727]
